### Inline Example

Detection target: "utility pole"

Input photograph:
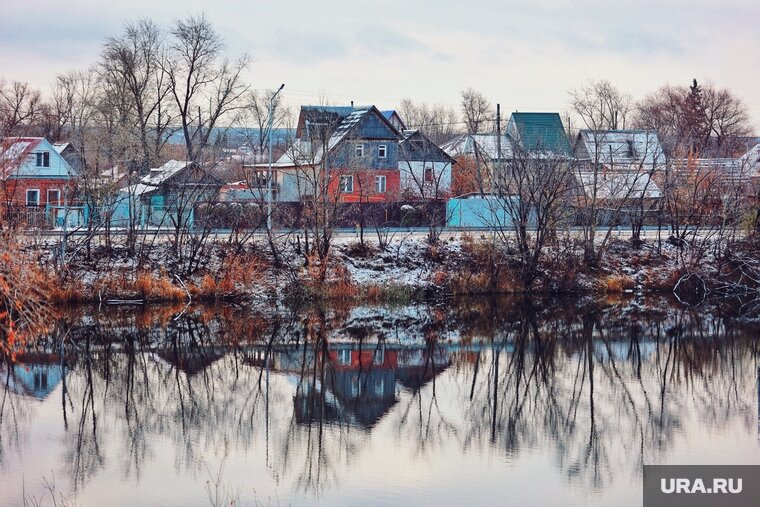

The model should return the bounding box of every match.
[496,103,502,187]
[267,83,285,231]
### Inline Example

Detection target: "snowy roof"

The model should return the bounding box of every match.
[575,171,662,200]
[441,133,513,160]
[739,144,760,173]
[281,106,399,166]
[53,142,70,154]
[673,155,759,183]
[576,130,665,167]
[119,160,193,196]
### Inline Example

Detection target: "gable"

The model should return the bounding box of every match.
[508,113,572,156]
[352,108,401,140]
[1,138,73,179]
[399,131,454,163]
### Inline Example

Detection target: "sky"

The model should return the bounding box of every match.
[1,0,759,130]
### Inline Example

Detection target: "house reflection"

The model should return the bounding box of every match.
[3,351,69,400]
[290,344,450,428]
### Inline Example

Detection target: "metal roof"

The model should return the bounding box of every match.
[576,130,665,167]
[508,112,572,156]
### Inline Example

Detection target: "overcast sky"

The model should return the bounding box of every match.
[1,0,759,130]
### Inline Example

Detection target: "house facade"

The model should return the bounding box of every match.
[572,130,665,205]
[0,137,75,210]
[273,105,404,203]
[398,129,455,198]
[113,160,222,228]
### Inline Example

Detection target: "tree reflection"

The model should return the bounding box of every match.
[0,297,757,503]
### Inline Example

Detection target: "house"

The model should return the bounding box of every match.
[0,137,76,210]
[113,160,223,228]
[572,130,665,206]
[574,130,666,170]
[506,112,573,156]
[272,105,404,203]
[53,142,83,173]
[398,129,455,198]
[381,110,407,131]
[441,133,512,195]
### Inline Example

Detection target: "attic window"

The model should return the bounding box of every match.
[378,144,387,158]
[36,152,50,168]
[355,144,364,157]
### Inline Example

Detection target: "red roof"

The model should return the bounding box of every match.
[0,137,44,177]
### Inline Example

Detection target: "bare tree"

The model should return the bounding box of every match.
[0,80,42,136]
[238,89,291,161]
[101,18,175,172]
[165,15,251,163]
[492,142,572,290]
[569,81,645,262]
[635,79,752,157]
[460,88,492,135]
[569,80,632,131]
[398,98,459,145]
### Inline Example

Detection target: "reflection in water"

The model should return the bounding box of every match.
[0,297,758,506]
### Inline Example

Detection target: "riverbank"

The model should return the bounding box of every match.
[24,231,760,311]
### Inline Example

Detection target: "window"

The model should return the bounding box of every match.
[35,152,50,168]
[339,175,354,193]
[338,349,351,365]
[375,175,386,193]
[378,144,387,158]
[372,347,384,365]
[350,376,362,397]
[26,189,40,207]
[253,170,270,187]
[355,144,364,157]
[374,377,385,396]
[47,189,60,206]
[424,166,434,183]
[626,140,637,158]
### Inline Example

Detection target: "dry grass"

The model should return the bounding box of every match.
[603,275,636,293]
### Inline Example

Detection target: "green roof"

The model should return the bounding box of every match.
[508,112,572,156]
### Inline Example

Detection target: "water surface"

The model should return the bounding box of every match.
[1,297,758,506]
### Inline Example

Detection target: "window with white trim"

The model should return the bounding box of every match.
[47,189,60,205]
[339,175,354,193]
[26,189,40,207]
[355,144,364,157]
[375,175,386,193]
[35,152,50,168]
[378,144,387,158]
[372,347,384,365]
[338,349,351,365]
[424,166,434,183]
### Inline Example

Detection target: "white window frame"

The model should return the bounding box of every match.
[355,144,364,157]
[35,152,50,168]
[375,175,386,193]
[47,188,60,205]
[25,189,40,207]
[373,347,384,365]
[339,175,354,193]
[338,349,351,365]
[424,165,434,183]
[378,144,387,158]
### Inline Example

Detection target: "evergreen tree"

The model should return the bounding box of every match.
[682,78,708,153]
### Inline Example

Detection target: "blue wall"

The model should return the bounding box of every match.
[447,196,521,228]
